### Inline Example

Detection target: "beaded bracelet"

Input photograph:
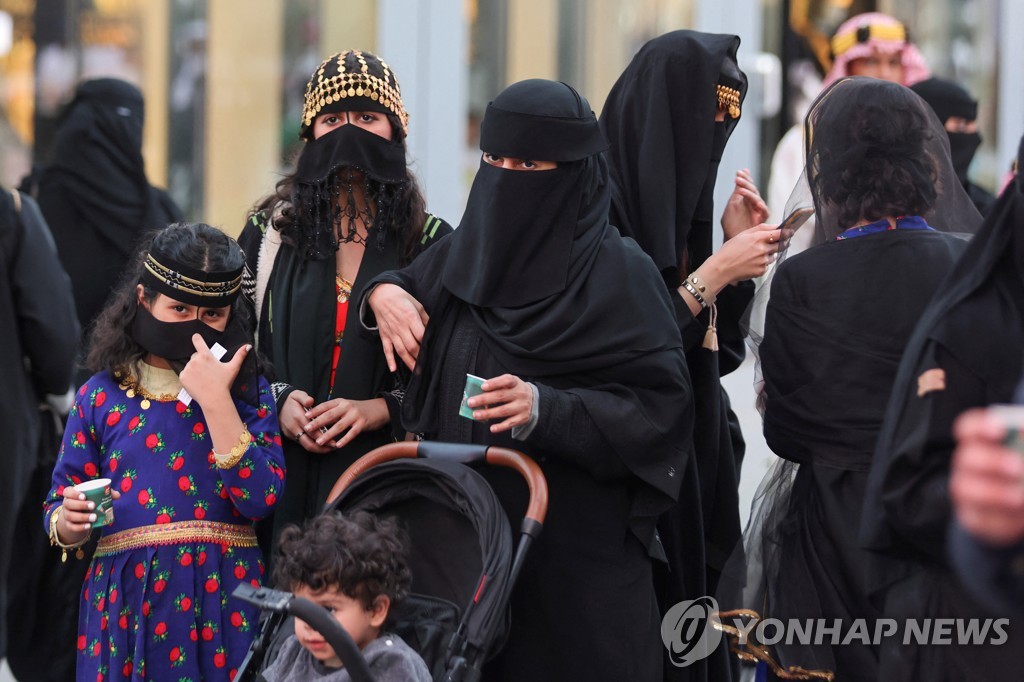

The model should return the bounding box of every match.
[214,426,252,470]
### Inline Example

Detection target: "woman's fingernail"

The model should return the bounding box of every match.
[87,502,95,510]
[89,514,97,522]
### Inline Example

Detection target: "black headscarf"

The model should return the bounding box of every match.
[398,79,690,532]
[39,79,176,255]
[599,30,747,287]
[35,78,183,346]
[910,77,983,187]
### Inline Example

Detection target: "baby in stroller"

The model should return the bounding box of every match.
[260,511,431,681]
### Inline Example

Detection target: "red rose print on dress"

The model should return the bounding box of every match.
[174,593,193,612]
[71,431,87,449]
[191,422,207,441]
[152,571,170,594]
[127,413,146,435]
[137,487,157,509]
[193,500,209,520]
[90,387,106,407]
[108,449,122,473]
[168,450,186,471]
[120,468,137,493]
[145,432,166,452]
[155,506,174,524]
[105,404,126,427]
[178,474,197,495]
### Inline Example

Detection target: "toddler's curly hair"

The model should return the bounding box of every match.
[273,511,412,611]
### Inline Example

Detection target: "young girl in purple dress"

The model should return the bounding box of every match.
[44,222,285,681]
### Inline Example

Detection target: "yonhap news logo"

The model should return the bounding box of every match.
[660,596,723,667]
[660,596,1011,668]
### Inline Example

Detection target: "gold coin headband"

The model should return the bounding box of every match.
[300,50,409,139]
[716,84,742,120]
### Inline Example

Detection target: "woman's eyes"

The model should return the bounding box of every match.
[172,305,188,313]
[359,113,377,123]
[521,160,538,169]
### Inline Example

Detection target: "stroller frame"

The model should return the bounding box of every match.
[233,441,548,682]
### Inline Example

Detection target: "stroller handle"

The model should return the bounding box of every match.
[325,442,548,526]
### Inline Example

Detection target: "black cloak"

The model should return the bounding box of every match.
[31,78,182,377]
[860,135,1024,680]
[367,79,692,681]
[599,31,751,682]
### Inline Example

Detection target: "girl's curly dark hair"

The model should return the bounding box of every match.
[252,114,428,264]
[807,79,940,231]
[84,222,251,376]
[273,511,412,611]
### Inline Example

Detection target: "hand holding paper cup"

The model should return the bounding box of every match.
[459,374,487,420]
[74,478,115,528]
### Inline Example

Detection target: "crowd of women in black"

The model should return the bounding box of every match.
[6,11,1024,682]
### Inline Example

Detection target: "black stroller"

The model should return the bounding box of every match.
[233,441,549,682]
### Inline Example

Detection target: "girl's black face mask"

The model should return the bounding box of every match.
[130,305,235,372]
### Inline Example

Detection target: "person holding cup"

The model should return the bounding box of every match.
[44,223,285,682]
[362,79,692,680]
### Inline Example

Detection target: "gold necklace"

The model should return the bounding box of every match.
[116,365,180,410]
[336,274,353,303]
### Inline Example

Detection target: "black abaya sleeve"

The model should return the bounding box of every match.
[527,383,630,479]
[873,343,987,562]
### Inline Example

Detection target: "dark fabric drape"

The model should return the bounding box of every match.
[861,138,1024,680]
[31,78,182,378]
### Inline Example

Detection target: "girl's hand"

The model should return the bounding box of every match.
[57,485,122,542]
[466,374,534,434]
[368,284,429,372]
[304,398,390,450]
[721,169,769,241]
[280,390,332,454]
[179,335,250,408]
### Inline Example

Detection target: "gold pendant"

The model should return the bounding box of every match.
[76,547,85,560]
[61,548,68,563]
[126,389,136,398]
[140,399,151,410]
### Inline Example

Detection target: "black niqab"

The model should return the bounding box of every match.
[599,30,747,285]
[399,78,689,526]
[910,77,983,187]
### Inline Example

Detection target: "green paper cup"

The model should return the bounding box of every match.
[76,478,114,528]
[459,374,487,420]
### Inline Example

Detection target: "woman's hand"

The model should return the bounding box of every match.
[279,390,332,454]
[721,169,769,241]
[466,374,535,434]
[702,222,781,287]
[179,335,250,408]
[304,398,391,450]
[57,485,122,544]
[951,408,1024,546]
[368,284,429,372]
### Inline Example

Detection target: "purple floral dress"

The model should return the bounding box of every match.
[44,370,285,682]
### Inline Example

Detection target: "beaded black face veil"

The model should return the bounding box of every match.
[292,50,410,261]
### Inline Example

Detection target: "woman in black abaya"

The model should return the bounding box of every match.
[861,133,1024,681]
[28,78,183,384]
[599,31,775,681]
[364,79,692,681]
[735,78,982,680]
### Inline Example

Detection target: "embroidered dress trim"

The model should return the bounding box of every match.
[95,520,257,556]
